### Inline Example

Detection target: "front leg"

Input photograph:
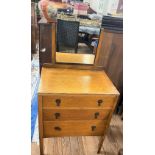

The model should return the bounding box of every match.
[97,135,106,154]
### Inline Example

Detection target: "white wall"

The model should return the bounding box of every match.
[84,0,120,15]
[107,0,120,14]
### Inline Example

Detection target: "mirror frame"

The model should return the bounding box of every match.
[41,6,105,69]
[50,22,103,67]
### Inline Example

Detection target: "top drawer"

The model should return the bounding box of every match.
[42,95,116,108]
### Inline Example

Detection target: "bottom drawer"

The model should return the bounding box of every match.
[43,120,107,137]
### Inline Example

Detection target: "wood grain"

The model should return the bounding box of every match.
[43,108,110,121]
[51,23,56,64]
[38,67,119,95]
[61,137,71,155]
[94,28,123,112]
[43,95,116,108]
[43,63,104,70]
[70,137,85,155]
[95,29,114,67]
[38,67,119,154]
[43,120,107,137]
[56,52,95,65]
[32,115,123,155]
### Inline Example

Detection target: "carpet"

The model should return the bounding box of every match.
[31,51,40,140]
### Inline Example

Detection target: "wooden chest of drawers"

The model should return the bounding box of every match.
[38,67,119,154]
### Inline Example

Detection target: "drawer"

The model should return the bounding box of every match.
[43,109,110,121]
[43,95,116,108]
[43,120,107,137]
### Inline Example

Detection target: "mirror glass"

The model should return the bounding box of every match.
[43,0,123,64]
[55,1,102,65]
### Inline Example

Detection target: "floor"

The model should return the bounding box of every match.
[31,115,123,155]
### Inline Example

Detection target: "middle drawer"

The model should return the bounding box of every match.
[43,109,110,121]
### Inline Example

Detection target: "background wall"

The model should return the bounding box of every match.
[84,0,120,15]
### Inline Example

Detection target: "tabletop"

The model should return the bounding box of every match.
[38,67,119,95]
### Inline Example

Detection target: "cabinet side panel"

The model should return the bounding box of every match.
[39,24,52,67]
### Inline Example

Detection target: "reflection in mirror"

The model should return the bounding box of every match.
[39,0,123,65]
[49,1,102,64]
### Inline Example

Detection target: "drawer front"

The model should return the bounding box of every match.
[43,120,107,137]
[43,95,116,108]
[43,109,110,121]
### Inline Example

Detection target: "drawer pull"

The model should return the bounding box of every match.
[94,112,99,119]
[54,127,61,131]
[55,113,60,119]
[91,126,96,131]
[55,99,61,106]
[97,99,103,106]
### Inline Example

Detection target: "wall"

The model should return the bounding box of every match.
[84,0,120,15]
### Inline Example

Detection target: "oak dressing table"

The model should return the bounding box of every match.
[38,17,119,154]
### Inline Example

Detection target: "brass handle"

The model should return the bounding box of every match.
[91,126,96,131]
[55,99,61,106]
[94,112,99,119]
[97,99,103,106]
[54,127,61,131]
[55,113,60,119]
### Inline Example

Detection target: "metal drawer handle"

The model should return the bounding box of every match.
[97,99,103,106]
[91,126,96,131]
[55,99,61,106]
[55,113,60,119]
[54,127,61,131]
[94,112,99,119]
[40,48,46,52]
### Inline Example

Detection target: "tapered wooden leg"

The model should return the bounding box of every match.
[39,137,43,155]
[97,136,106,154]
[97,96,119,154]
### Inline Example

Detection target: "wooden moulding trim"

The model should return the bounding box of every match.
[51,23,56,64]
[38,92,120,96]
[42,63,105,70]
[94,29,104,65]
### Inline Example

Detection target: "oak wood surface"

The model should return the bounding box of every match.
[95,29,113,67]
[94,28,123,112]
[43,94,115,108]
[38,68,119,154]
[32,115,123,155]
[43,63,104,70]
[43,108,111,121]
[51,23,56,64]
[38,67,119,95]
[43,120,107,137]
[56,52,95,65]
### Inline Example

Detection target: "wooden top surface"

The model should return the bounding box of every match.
[56,52,95,65]
[38,67,119,95]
